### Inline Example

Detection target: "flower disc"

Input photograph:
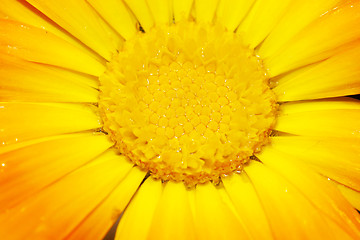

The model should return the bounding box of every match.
[99,22,277,186]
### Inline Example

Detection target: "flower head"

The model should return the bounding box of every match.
[0,0,360,239]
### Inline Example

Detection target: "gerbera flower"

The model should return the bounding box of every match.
[0,0,360,239]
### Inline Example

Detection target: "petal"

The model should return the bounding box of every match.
[275,99,360,138]
[258,0,339,58]
[222,173,273,240]
[274,41,360,101]
[173,0,193,22]
[278,97,360,113]
[215,0,255,32]
[236,0,291,48]
[0,133,112,211]
[268,136,360,191]
[147,0,172,25]
[263,0,360,76]
[123,0,154,32]
[0,102,101,145]
[0,0,102,61]
[25,0,121,60]
[147,181,196,240]
[256,146,360,237]
[0,147,134,239]
[245,161,354,239]
[0,53,98,103]
[336,183,360,211]
[192,182,252,240]
[0,19,105,76]
[194,0,219,23]
[87,0,137,40]
[66,160,146,240]
[115,178,163,240]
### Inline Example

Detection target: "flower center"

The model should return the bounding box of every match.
[99,21,277,186]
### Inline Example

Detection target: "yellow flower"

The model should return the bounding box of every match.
[0,0,360,239]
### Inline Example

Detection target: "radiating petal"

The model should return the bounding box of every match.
[25,0,121,60]
[336,183,360,211]
[279,97,360,113]
[147,0,172,25]
[0,102,101,145]
[115,178,163,240]
[258,0,339,58]
[66,158,146,240]
[192,182,252,240]
[0,133,112,211]
[256,146,360,238]
[0,148,133,240]
[262,0,360,76]
[123,0,154,32]
[194,0,219,23]
[147,181,196,240]
[222,173,273,240]
[275,99,360,138]
[87,0,137,40]
[0,53,98,103]
[173,0,193,22]
[236,0,291,48]
[0,19,104,76]
[0,0,102,62]
[215,0,255,32]
[274,41,360,101]
[268,136,360,192]
[245,161,354,239]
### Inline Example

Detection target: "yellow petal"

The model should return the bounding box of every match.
[269,136,360,192]
[274,41,360,101]
[0,133,112,211]
[245,161,354,239]
[147,0,172,25]
[0,19,105,76]
[256,146,360,238]
[0,148,133,239]
[115,178,163,240]
[25,0,121,60]
[236,0,291,48]
[192,182,252,240]
[276,99,360,138]
[336,183,360,211]
[258,0,339,58]
[0,134,84,154]
[194,0,219,23]
[276,109,360,137]
[147,181,196,240]
[0,0,103,62]
[87,0,137,40]
[0,102,101,145]
[279,97,360,114]
[173,0,193,22]
[123,0,154,32]
[0,53,98,102]
[263,0,360,76]
[222,174,273,240]
[216,0,255,32]
[66,161,146,240]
